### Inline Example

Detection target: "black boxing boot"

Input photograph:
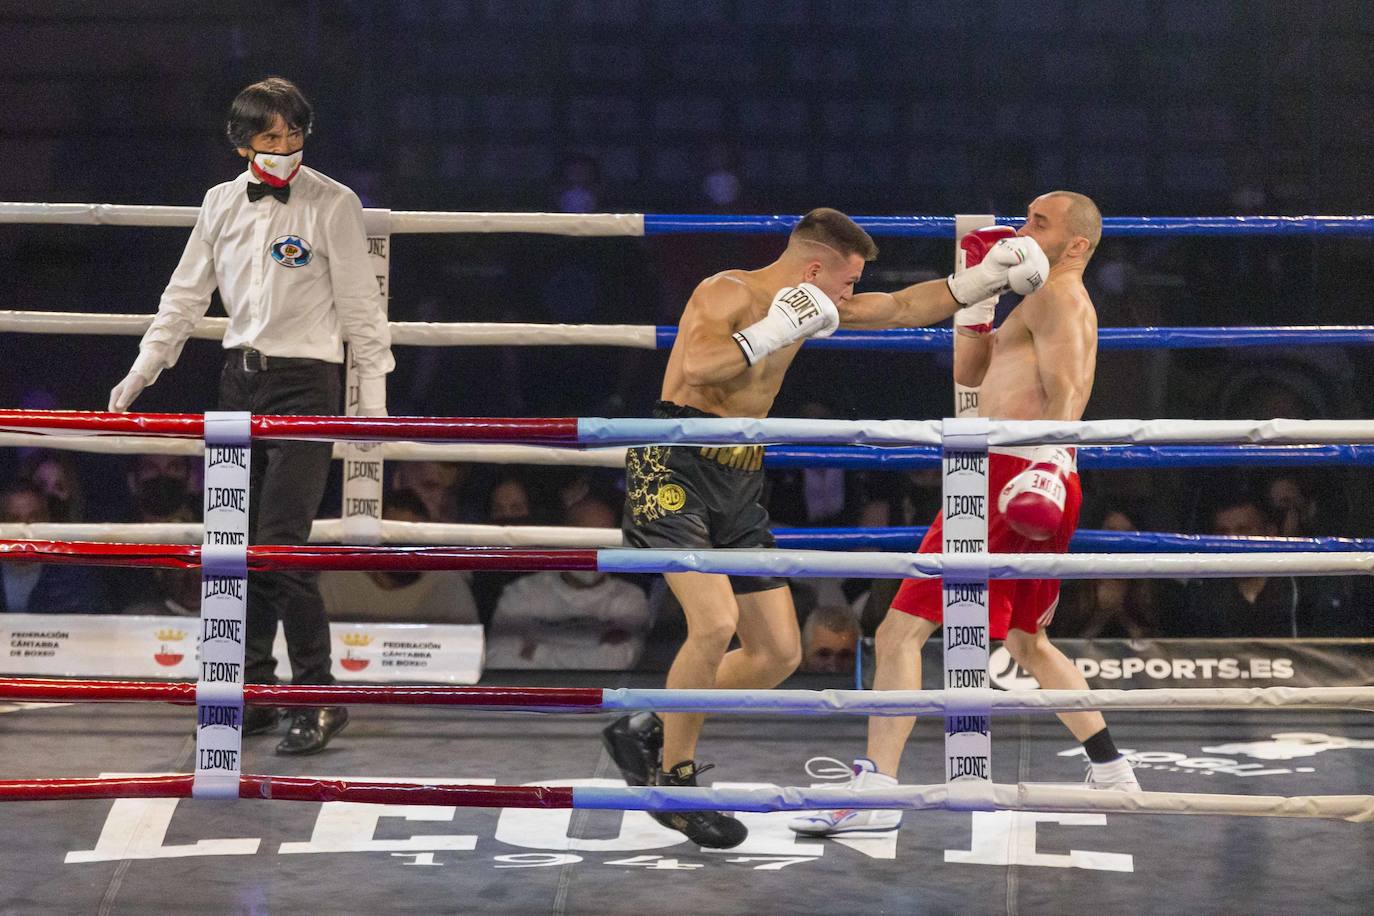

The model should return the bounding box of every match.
[601,712,663,786]
[650,761,748,850]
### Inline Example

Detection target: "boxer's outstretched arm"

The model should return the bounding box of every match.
[837,278,958,329]
[1025,294,1096,421]
[677,275,755,385]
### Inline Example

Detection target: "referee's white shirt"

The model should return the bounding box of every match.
[132,165,395,383]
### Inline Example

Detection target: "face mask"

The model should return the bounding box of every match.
[250,147,303,186]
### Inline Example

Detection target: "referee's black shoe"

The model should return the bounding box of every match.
[650,761,748,849]
[276,706,349,756]
[601,712,663,786]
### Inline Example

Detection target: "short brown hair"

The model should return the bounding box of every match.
[1045,191,1102,259]
[791,207,878,261]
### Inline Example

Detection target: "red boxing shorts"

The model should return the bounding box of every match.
[890,449,1082,640]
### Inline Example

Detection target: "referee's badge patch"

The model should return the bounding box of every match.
[270,235,313,268]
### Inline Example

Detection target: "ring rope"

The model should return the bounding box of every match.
[5,520,1372,554]
[3,540,1373,577]
[6,310,1373,351]
[0,774,1368,822]
[5,202,1374,237]
[7,411,1374,447]
[2,679,1369,715]
[7,430,1374,471]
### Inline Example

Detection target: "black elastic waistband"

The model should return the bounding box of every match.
[651,400,722,420]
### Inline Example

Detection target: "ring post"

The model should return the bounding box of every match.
[940,417,994,806]
[952,214,995,418]
[195,412,251,799]
[340,208,392,546]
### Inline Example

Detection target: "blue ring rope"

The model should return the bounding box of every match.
[651,326,1374,351]
[773,527,1374,553]
[642,214,1374,238]
[762,444,1374,470]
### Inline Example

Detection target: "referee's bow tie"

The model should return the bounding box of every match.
[247,181,290,204]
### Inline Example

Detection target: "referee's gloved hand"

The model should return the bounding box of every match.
[355,375,388,417]
[108,370,149,413]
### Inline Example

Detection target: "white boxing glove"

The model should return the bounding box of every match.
[108,370,149,413]
[355,375,388,417]
[947,235,1050,307]
[997,447,1074,541]
[732,282,839,366]
[952,226,1016,335]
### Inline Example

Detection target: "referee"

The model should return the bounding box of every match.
[109,77,393,755]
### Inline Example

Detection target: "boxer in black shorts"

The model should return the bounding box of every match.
[623,401,783,594]
[601,207,1024,848]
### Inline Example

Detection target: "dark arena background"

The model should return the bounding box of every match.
[1,3,1373,915]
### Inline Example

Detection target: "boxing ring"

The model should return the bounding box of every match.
[3,206,1374,914]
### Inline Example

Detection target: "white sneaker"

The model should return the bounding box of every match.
[1086,755,1141,791]
[787,757,902,835]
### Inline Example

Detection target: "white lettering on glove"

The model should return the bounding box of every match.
[732,282,839,366]
[997,448,1073,541]
[947,236,1050,306]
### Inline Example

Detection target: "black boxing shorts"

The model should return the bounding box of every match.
[622,401,785,595]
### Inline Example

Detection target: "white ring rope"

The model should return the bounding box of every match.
[0,519,623,547]
[0,203,646,236]
[0,311,660,348]
[574,417,1374,446]
[601,783,1374,823]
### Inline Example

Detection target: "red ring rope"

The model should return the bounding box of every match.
[0,540,599,571]
[0,410,580,443]
[0,678,605,709]
[0,774,575,807]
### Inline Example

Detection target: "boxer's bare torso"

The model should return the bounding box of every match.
[976,272,1098,422]
[661,270,802,419]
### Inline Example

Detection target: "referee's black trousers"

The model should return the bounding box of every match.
[219,353,340,686]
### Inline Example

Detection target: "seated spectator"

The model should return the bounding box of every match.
[320,489,479,624]
[1264,473,1320,537]
[486,497,651,669]
[1,484,106,613]
[21,450,86,522]
[126,453,197,505]
[800,605,860,674]
[391,461,476,522]
[1056,503,1181,639]
[487,473,537,525]
[118,481,201,616]
[473,473,541,618]
[1175,494,1347,637]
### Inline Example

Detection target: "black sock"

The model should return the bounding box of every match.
[1082,727,1120,764]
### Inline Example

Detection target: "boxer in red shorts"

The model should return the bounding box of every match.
[792,192,1141,838]
[892,445,1083,638]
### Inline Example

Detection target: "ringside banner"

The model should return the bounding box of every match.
[0,615,484,684]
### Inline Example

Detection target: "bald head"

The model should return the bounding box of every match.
[1041,191,1102,259]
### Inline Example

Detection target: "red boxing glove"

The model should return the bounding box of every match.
[959,226,1018,271]
[950,226,1017,334]
[997,448,1074,541]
